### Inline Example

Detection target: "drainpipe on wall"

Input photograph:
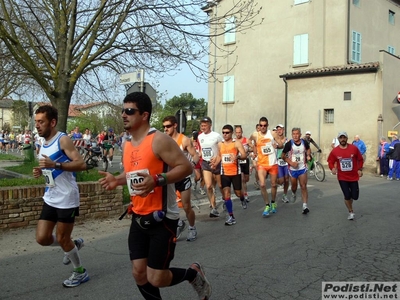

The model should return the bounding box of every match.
[282,77,288,137]
[377,114,383,174]
[346,0,351,64]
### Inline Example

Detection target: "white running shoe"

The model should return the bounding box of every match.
[63,269,90,288]
[348,212,355,220]
[186,227,197,241]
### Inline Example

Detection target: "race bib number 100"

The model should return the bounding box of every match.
[126,169,152,196]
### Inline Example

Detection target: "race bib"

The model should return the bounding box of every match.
[222,154,233,164]
[278,158,287,166]
[292,154,302,163]
[126,169,152,196]
[261,143,273,155]
[340,158,353,172]
[202,147,213,160]
[42,169,55,187]
[239,159,247,164]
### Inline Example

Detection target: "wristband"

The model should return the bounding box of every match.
[152,174,159,186]
[153,173,167,186]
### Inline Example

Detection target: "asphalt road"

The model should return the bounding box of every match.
[1,171,399,300]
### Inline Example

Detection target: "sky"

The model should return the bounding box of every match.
[148,63,209,104]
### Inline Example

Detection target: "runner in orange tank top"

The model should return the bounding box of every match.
[249,117,284,217]
[214,125,248,225]
[163,115,200,242]
[99,92,211,300]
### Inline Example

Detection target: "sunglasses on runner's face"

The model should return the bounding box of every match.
[259,124,268,128]
[222,131,231,134]
[121,108,139,115]
[163,124,173,129]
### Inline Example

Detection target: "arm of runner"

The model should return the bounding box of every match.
[98,171,127,190]
[236,140,247,160]
[38,135,86,171]
[185,136,200,167]
[131,132,192,196]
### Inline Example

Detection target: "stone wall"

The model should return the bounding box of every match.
[0,182,123,230]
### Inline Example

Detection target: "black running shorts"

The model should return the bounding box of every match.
[175,176,192,192]
[39,202,79,224]
[128,216,178,270]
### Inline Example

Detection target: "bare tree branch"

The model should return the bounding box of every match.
[0,0,262,131]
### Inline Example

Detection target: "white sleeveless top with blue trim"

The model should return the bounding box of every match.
[39,132,80,209]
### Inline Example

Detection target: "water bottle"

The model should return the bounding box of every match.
[153,210,165,222]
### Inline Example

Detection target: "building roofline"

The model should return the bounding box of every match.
[279,62,380,79]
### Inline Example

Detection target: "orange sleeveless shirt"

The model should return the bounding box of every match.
[220,141,240,176]
[123,131,168,215]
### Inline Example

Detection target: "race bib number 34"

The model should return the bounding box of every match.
[126,169,152,196]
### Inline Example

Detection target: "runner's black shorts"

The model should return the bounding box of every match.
[239,158,250,175]
[128,216,178,269]
[175,176,192,192]
[39,202,79,223]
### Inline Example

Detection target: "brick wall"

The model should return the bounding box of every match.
[0,182,123,230]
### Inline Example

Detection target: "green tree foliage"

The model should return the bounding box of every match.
[153,93,207,135]
[0,0,261,132]
[11,100,28,130]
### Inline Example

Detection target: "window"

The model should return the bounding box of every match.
[294,0,309,4]
[293,34,309,65]
[324,109,334,123]
[353,0,360,6]
[344,92,351,101]
[224,16,236,45]
[389,10,395,25]
[388,46,396,55]
[223,75,235,103]
[351,31,361,63]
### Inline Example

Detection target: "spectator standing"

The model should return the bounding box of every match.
[352,135,367,162]
[387,135,400,181]
[377,137,390,177]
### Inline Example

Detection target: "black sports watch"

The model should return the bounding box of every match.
[55,162,62,170]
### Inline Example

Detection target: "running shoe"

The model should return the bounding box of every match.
[119,162,123,170]
[291,192,297,203]
[262,205,270,217]
[189,262,212,300]
[225,216,236,226]
[348,212,355,220]
[244,193,249,202]
[176,220,187,240]
[63,269,90,288]
[108,160,112,167]
[187,227,197,242]
[199,188,206,195]
[192,181,197,191]
[254,181,260,190]
[282,194,289,203]
[63,238,84,265]
[271,202,277,213]
[388,177,393,181]
[209,208,220,218]
[302,206,310,214]
[241,201,247,209]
